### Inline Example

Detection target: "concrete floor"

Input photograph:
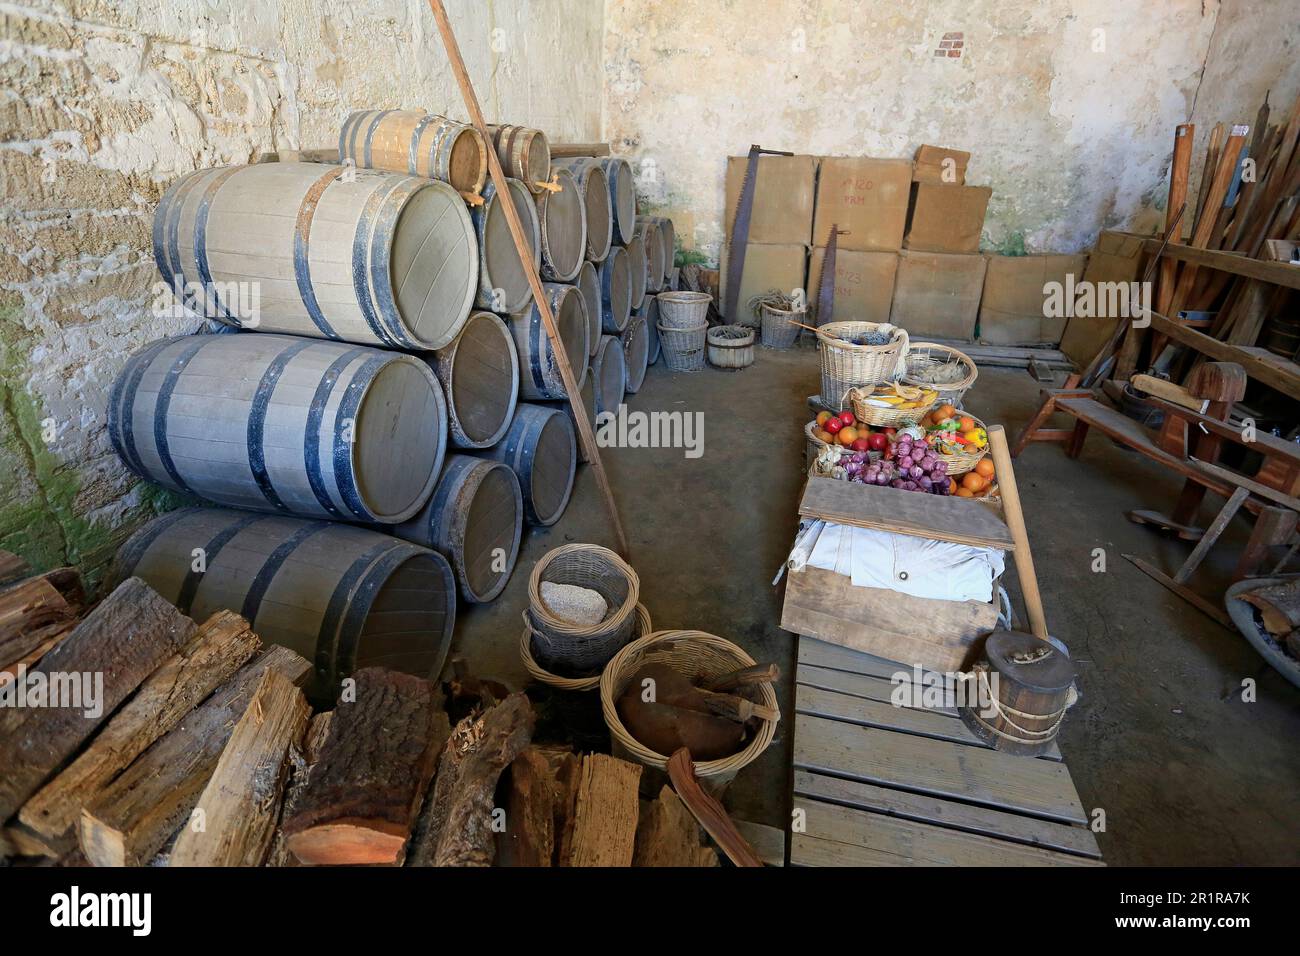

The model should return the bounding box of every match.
[453,341,1300,866]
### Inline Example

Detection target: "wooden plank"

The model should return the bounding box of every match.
[793,714,1088,824]
[1145,395,1300,466]
[1149,310,1300,400]
[797,661,940,708]
[1190,457,1300,512]
[793,771,1098,857]
[798,638,927,680]
[791,799,1102,867]
[550,142,611,158]
[1122,554,1233,629]
[1131,374,1209,413]
[733,819,786,867]
[1132,237,1300,290]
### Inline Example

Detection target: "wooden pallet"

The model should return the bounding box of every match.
[790,636,1104,867]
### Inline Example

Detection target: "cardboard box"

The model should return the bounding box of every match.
[724,154,817,246]
[718,242,808,323]
[913,145,970,185]
[904,183,991,254]
[979,253,1089,347]
[888,250,987,341]
[808,247,898,324]
[1059,231,1145,366]
[812,157,912,252]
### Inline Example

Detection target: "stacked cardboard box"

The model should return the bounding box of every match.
[978,253,1089,347]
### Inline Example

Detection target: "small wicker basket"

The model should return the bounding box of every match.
[656,291,711,330]
[805,419,832,471]
[600,629,779,783]
[902,343,978,406]
[926,413,990,475]
[817,321,909,411]
[657,321,707,372]
[527,543,640,673]
[760,305,801,349]
[521,603,652,691]
[848,386,938,428]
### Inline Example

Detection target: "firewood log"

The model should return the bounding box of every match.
[665,748,763,868]
[265,711,334,867]
[566,753,642,867]
[0,569,81,667]
[1238,580,1300,636]
[496,746,564,866]
[633,785,718,866]
[0,549,29,586]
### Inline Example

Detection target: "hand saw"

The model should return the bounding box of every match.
[724,144,794,323]
[815,223,849,328]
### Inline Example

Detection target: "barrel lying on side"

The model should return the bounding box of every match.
[472,177,541,314]
[575,260,602,358]
[555,158,612,262]
[477,404,576,527]
[154,163,478,350]
[599,157,636,245]
[393,455,522,604]
[547,374,597,464]
[643,215,675,288]
[537,165,587,282]
[486,124,551,194]
[111,507,456,703]
[338,109,488,195]
[593,334,627,416]
[626,232,648,313]
[510,282,589,400]
[431,311,519,449]
[108,333,447,524]
[622,316,650,394]
[598,244,631,333]
[635,220,664,295]
[636,297,661,365]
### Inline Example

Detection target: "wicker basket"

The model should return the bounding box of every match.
[527,543,640,673]
[600,629,779,782]
[656,291,711,330]
[521,603,652,691]
[817,321,909,411]
[902,343,978,406]
[760,304,802,349]
[926,413,990,475]
[805,419,832,471]
[848,385,938,428]
[657,321,707,371]
[707,325,755,369]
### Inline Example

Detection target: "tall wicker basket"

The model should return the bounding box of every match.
[760,305,801,349]
[656,291,711,330]
[817,321,909,410]
[657,321,707,371]
[527,543,640,674]
[521,603,652,691]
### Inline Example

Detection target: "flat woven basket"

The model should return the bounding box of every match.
[600,629,779,779]
[817,321,909,411]
[902,343,978,406]
[848,385,938,428]
[928,412,990,476]
[760,304,801,349]
[521,603,652,691]
[527,543,640,673]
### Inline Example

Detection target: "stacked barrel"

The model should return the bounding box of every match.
[110,107,676,700]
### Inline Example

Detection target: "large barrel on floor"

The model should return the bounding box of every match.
[555,158,612,262]
[338,109,488,195]
[575,260,602,357]
[593,334,626,416]
[153,163,478,350]
[111,507,456,702]
[600,157,636,244]
[636,296,661,365]
[622,316,650,394]
[108,333,446,524]
[472,177,541,314]
[635,219,664,294]
[537,165,587,282]
[643,215,675,287]
[393,455,522,604]
[510,282,589,400]
[598,244,631,333]
[486,124,551,194]
[431,311,519,449]
[626,232,648,312]
[476,404,576,527]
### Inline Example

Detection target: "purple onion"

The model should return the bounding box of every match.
[909,464,923,479]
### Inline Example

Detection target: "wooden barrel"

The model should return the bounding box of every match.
[635,220,664,294]
[109,333,447,524]
[958,630,1077,757]
[593,334,627,416]
[431,311,519,449]
[486,124,551,194]
[622,316,649,394]
[599,157,636,244]
[394,455,522,604]
[510,282,589,400]
[643,215,675,287]
[476,403,576,527]
[338,109,488,195]
[472,177,541,314]
[636,296,661,365]
[537,166,587,282]
[575,260,602,357]
[110,506,456,703]
[598,244,632,333]
[153,163,477,350]
[556,158,612,262]
[626,232,648,312]
[547,373,597,464]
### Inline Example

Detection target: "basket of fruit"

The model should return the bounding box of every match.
[848,381,939,427]
[807,410,889,469]
[919,406,990,475]
[902,343,978,406]
[816,321,909,410]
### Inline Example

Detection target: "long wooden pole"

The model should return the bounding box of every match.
[425,0,629,557]
[987,425,1049,641]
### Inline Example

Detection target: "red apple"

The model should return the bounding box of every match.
[867,433,888,451]
[851,437,870,451]
[838,411,856,427]
[824,417,843,434]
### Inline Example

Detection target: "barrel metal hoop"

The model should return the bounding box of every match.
[332,352,389,520]
[192,166,244,325]
[351,178,404,348]
[110,336,178,475]
[314,537,407,688]
[163,170,210,317]
[293,166,347,341]
[247,338,317,512]
[333,541,429,685]
[368,176,426,349]
[240,520,333,626]
[303,346,367,519]
[361,109,394,169]
[175,511,265,615]
[152,337,209,495]
[409,112,436,176]
[526,301,554,397]
[337,111,358,166]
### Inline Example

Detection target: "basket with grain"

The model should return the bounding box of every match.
[817,321,909,410]
[902,343,978,406]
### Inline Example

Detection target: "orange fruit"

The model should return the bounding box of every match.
[934,404,957,421]
[816,411,833,427]
[974,459,995,479]
[961,472,986,492]
[812,428,832,443]
[958,416,977,432]
[956,487,974,498]
[837,427,859,447]
[948,477,958,494]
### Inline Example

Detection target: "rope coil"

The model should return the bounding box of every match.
[967,664,1078,744]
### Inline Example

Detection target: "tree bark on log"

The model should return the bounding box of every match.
[0,570,81,667]
[566,753,642,867]
[20,611,259,845]
[265,711,334,867]
[665,748,763,867]
[284,668,445,866]
[0,577,195,822]
[170,669,310,866]
[495,746,563,866]
[79,645,311,867]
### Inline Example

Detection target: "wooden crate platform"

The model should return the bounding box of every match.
[790,636,1103,867]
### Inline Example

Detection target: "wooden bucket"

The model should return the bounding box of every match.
[707,325,756,369]
[959,630,1077,757]
[636,296,661,365]
[622,316,650,394]
[575,260,602,358]
[625,232,648,312]
[555,158,612,262]
[510,282,589,400]
[394,455,522,604]
[547,373,597,464]
[635,220,664,295]
[471,177,541,314]
[153,163,478,350]
[592,334,627,416]
[338,109,487,195]
[599,157,636,244]
[537,165,587,282]
[599,244,632,333]
[111,506,456,703]
[476,403,576,527]
[108,333,446,524]
[643,215,675,287]
[485,124,551,194]
[431,311,519,449]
